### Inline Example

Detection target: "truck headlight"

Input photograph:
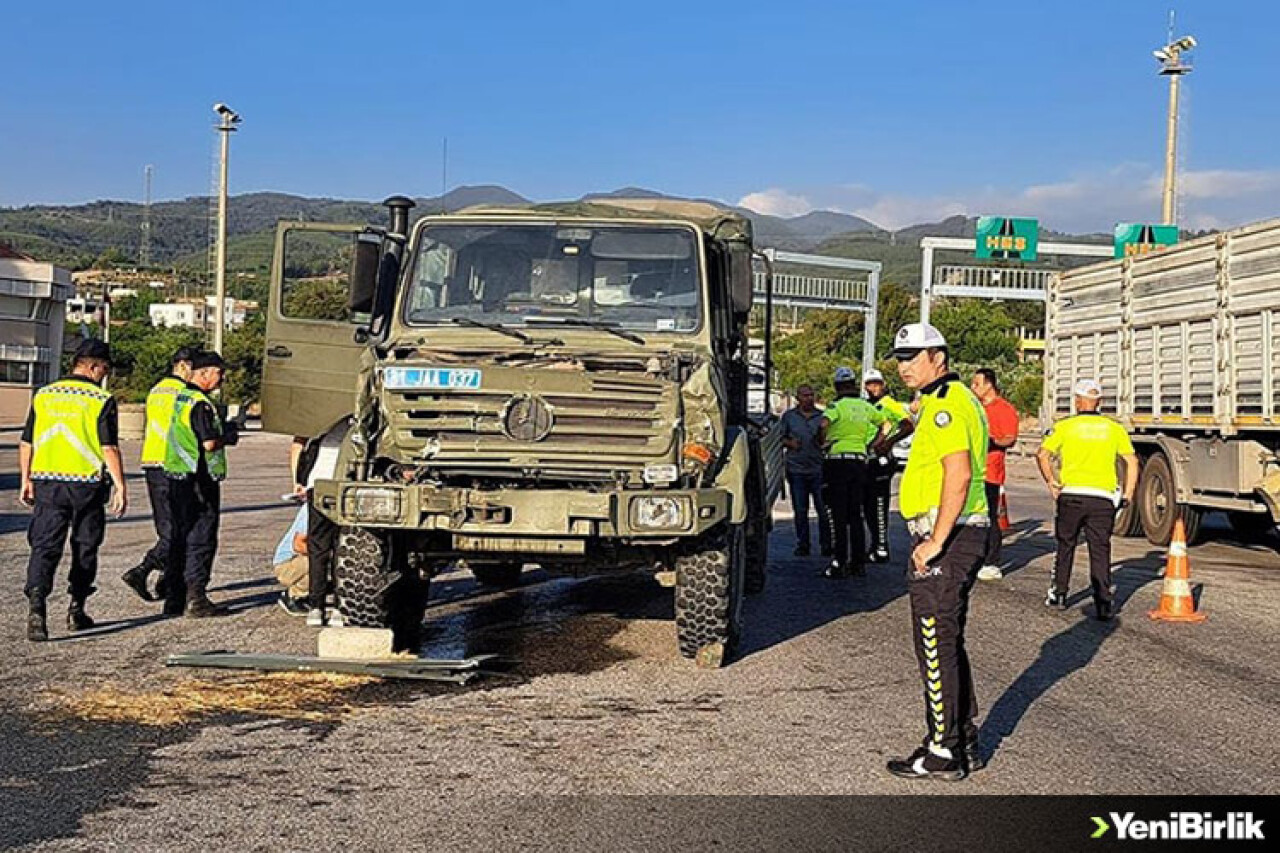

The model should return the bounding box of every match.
[342,487,403,523]
[631,496,690,531]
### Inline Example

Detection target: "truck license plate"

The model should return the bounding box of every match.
[383,367,482,390]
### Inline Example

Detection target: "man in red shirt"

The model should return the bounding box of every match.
[971,369,1019,580]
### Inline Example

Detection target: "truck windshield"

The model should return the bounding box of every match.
[404,224,701,333]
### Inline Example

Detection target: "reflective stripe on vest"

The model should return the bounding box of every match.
[29,380,110,481]
[164,387,227,480]
[140,376,187,467]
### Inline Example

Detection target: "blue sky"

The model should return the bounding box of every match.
[2,0,1276,232]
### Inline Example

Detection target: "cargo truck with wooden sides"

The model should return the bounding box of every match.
[1045,218,1280,545]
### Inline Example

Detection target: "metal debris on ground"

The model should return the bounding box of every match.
[166,650,505,684]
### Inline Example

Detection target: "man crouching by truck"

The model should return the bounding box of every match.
[1037,378,1138,621]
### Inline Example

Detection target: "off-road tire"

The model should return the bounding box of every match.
[333,527,427,652]
[469,562,524,589]
[1137,453,1201,546]
[674,523,745,668]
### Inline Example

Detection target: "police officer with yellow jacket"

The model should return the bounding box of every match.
[818,366,886,577]
[121,346,196,609]
[885,324,989,781]
[165,351,238,617]
[17,339,128,641]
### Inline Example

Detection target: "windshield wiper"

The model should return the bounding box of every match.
[450,317,533,344]
[522,317,645,345]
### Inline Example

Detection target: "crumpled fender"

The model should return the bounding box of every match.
[713,426,749,524]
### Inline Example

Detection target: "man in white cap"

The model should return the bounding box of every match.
[862,368,913,563]
[817,366,885,577]
[1036,378,1138,621]
[886,322,989,781]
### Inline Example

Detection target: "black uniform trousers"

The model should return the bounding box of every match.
[823,457,868,569]
[863,456,897,555]
[169,474,221,601]
[306,496,338,609]
[908,524,986,753]
[140,468,175,574]
[25,480,108,603]
[983,482,1003,566]
[1052,494,1116,605]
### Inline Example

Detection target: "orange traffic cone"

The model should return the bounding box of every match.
[1149,517,1206,623]
[998,488,1011,532]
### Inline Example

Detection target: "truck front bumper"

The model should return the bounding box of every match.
[311,479,730,549]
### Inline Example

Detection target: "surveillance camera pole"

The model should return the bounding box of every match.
[1157,37,1193,226]
[213,105,239,354]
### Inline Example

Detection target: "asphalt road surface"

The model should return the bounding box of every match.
[1,431,1276,850]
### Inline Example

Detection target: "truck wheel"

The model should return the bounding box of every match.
[674,523,745,668]
[1228,511,1276,539]
[334,527,428,652]
[1137,454,1202,546]
[468,562,524,589]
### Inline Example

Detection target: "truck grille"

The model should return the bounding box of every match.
[384,371,678,480]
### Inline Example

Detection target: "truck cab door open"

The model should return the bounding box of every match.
[263,222,373,437]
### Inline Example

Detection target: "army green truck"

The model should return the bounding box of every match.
[262,197,783,666]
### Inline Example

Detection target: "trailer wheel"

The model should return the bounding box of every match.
[1137,453,1201,546]
[334,527,428,652]
[674,523,745,668]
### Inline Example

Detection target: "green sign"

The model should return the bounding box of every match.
[975,216,1038,260]
[1114,223,1178,258]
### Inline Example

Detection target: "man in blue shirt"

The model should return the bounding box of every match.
[779,385,832,558]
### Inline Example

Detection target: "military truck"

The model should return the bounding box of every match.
[263,197,783,666]
[1045,218,1280,545]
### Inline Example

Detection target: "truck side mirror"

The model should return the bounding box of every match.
[348,233,382,315]
[728,245,754,315]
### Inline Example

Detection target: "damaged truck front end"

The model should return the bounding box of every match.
[264,199,777,666]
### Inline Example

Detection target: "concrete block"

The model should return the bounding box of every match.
[318,626,394,660]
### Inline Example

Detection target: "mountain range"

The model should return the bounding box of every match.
[0,184,1111,281]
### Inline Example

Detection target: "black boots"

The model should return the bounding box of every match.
[27,597,48,642]
[120,563,155,602]
[67,600,95,632]
[185,593,230,618]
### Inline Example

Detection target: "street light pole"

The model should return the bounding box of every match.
[212,103,241,354]
[1154,35,1195,227]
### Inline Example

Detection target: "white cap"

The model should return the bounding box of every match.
[892,323,948,357]
[1073,378,1103,398]
[863,368,885,384]
[833,366,856,383]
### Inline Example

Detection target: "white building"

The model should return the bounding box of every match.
[0,249,71,423]
[148,296,255,330]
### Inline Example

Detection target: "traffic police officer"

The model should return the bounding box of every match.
[862,368,913,563]
[885,323,989,780]
[121,346,196,609]
[165,350,238,617]
[17,339,127,641]
[818,366,886,577]
[1036,378,1138,620]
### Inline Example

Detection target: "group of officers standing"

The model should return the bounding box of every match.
[18,340,239,641]
[17,322,1139,783]
[780,321,1138,781]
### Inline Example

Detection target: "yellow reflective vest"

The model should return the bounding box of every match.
[140,376,187,468]
[29,380,111,482]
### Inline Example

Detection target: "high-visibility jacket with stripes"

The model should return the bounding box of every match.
[29,380,111,482]
[164,387,227,481]
[140,376,186,468]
